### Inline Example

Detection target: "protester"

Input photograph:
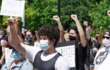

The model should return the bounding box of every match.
[94,31,110,70]
[93,12,110,70]
[1,48,33,70]
[94,33,101,50]
[69,15,87,70]
[25,29,36,46]
[7,17,70,70]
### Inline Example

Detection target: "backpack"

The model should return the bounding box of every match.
[89,49,96,63]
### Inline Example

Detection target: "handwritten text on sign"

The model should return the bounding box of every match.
[0,0,25,17]
[56,45,75,68]
[5,48,14,63]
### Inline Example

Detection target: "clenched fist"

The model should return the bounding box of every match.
[15,17,19,22]
[107,10,110,17]
[83,21,88,27]
[7,18,16,27]
[71,14,78,21]
[100,26,103,30]
[53,15,60,22]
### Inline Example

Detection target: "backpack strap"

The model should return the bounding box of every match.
[20,60,27,70]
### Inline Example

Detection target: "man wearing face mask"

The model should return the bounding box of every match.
[1,47,33,70]
[94,31,110,70]
[69,15,87,70]
[7,18,70,70]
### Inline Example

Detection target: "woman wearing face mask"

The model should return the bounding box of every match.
[93,30,110,70]
[69,15,87,70]
[1,48,33,70]
[25,29,36,46]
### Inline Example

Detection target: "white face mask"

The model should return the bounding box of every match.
[103,38,110,47]
[0,35,2,39]
[40,40,50,51]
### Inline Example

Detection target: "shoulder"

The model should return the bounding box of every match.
[98,47,105,52]
[55,56,70,70]
[1,62,11,69]
[22,60,33,70]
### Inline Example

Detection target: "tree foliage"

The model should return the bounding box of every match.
[89,0,110,36]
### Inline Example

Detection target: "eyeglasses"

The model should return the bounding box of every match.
[103,36,110,39]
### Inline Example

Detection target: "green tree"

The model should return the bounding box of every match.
[60,0,91,30]
[89,0,110,36]
[25,0,58,30]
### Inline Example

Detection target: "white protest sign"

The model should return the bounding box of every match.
[5,48,14,63]
[56,45,75,68]
[0,0,25,17]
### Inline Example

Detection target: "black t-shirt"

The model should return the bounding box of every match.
[0,39,2,58]
[76,43,87,70]
[85,38,92,68]
[94,41,101,49]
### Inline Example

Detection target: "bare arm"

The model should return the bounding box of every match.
[35,31,40,42]
[7,18,26,55]
[15,22,22,37]
[53,15,64,42]
[0,40,5,64]
[99,26,103,44]
[71,15,86,47]
[94,47,98,53]
[83,21,91,40]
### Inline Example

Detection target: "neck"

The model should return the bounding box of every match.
[44,46,56,54]
[14,58,24,64]
[75,38,80,45]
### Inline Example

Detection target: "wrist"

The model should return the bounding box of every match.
[57,20,61,23]
[74,19,78,22]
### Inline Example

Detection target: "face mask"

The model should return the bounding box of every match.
[26,36,32,42]
[11,50,21,59]
[69,36,76,41]
[40,40,50,51]
[0,35,2,39]
[102,38,110,48]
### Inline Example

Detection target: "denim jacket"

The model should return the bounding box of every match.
[1,58,33,70]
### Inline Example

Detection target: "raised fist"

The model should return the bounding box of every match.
[15,17,19,22]
[53,15,60,22]
[83,21,88,27]
[100,26,103,30]
[7,18,16,27]
[107,10,110,17]
[71,14,78,21]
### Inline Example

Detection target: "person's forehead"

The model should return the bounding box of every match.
[40,35,47,38]
[104,34,109,37]
[104,32,110,36]
[69,29,76,33]
[26,31,31,35]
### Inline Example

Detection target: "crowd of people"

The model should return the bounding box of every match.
[0,10,110,70]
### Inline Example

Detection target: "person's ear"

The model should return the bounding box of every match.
[52,39,56,45]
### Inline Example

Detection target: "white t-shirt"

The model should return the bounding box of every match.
[25,45,70,70]
[94,47,109,70]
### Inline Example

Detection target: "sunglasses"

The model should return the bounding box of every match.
[103,36,110,39]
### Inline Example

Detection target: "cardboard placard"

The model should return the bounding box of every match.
[5,48,14,63]
[56,41,76,70]
[0,0,25,17]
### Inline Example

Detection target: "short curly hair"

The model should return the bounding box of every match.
[38,25,60,47]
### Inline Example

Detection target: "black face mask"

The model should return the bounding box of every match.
[95,37,98,40]
[69,36,76,41]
